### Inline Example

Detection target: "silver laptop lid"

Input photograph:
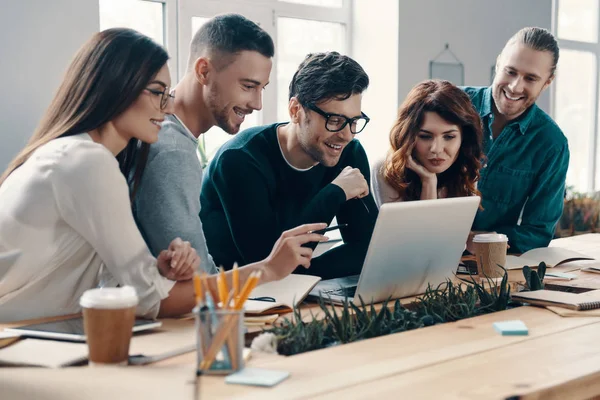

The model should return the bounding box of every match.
[354,196,480,304]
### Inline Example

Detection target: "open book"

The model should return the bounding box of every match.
[504,247,593,270]
[511,289,600,311]
[244,274,321,315]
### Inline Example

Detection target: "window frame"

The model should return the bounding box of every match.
[142,0,178,84]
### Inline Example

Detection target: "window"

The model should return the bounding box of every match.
[99,0,165,45]
[553,0,600,192]
[557,0,598,43]
[276,18,346,121]
[554,50,595,191]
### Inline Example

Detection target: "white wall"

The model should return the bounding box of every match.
[398,0,552,112]
[0,0,99,170]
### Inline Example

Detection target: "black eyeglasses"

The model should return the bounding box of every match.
[145,87,175,110]
[306,103,370,134]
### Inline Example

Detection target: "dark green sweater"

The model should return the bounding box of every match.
[200,123,378,279]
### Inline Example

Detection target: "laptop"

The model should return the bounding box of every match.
[308,196,480,304]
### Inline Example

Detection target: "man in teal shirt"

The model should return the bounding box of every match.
[463,27,569,253]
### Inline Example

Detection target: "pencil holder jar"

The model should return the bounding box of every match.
[194,306,244,375]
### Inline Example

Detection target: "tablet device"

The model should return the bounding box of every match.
[4,317,162,342]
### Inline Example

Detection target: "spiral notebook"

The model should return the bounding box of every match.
[511,290,600,311]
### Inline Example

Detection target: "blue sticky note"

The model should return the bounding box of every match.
[493,320,528,336]
[545,272,577,280]
[225,368,290,387]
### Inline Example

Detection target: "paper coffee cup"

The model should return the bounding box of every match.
[80,286,138,366]
[472,234,508,278]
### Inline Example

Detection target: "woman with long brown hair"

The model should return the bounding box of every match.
[372,79,484,205]
[0,28,326,322]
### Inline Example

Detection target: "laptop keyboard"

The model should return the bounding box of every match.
[325,286,357,298]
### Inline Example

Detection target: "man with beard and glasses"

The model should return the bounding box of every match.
[200,52,378,279]
[462,27,569,253]
[124,14,273,274]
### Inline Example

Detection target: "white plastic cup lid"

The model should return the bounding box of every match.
[80,286,139,309]
[473,233,509,243]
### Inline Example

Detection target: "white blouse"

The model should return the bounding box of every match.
[0,134,175,322]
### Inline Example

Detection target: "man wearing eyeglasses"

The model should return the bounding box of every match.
[201,52,378,279]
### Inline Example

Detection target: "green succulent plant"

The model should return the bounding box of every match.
[415,280,479,323]
[523,262,547,291]
[264,265,527,357]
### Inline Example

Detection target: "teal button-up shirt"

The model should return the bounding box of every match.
[462,86,569,253]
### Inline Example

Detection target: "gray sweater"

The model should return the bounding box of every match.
[132,114,218,274]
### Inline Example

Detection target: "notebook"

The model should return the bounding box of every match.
[504,247,593,270]
[244,274,321,315]
[511,289,600,311]
[546,306,600,317]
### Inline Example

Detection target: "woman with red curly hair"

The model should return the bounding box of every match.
[372,79,484,205]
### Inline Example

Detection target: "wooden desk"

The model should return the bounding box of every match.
[3,234,600,399]
[312,319,600,400]
[2,306,599,399]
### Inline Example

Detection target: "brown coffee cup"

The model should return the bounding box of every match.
[80,286,138,366]
[473,233,509,278]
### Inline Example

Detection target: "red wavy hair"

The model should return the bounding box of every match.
[383,80,484,201]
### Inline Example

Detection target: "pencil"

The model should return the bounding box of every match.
[359,197,370,214]
[223,289,237,370]
[200,272,219,304]
[234,271,260,310]
[193,273,203,304]
[232,263,239,300]
[217,268,228,308]
[200,271,263,370]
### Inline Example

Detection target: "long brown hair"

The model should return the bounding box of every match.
[383,80,483,201]
[0,28,168,186]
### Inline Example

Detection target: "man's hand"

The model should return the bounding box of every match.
[156,238,199,281]
[261,223,328,282]
[332,166,369,201]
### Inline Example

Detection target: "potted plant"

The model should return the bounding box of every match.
[557,186,600,237]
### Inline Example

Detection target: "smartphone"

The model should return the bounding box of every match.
[310,223,348,235]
